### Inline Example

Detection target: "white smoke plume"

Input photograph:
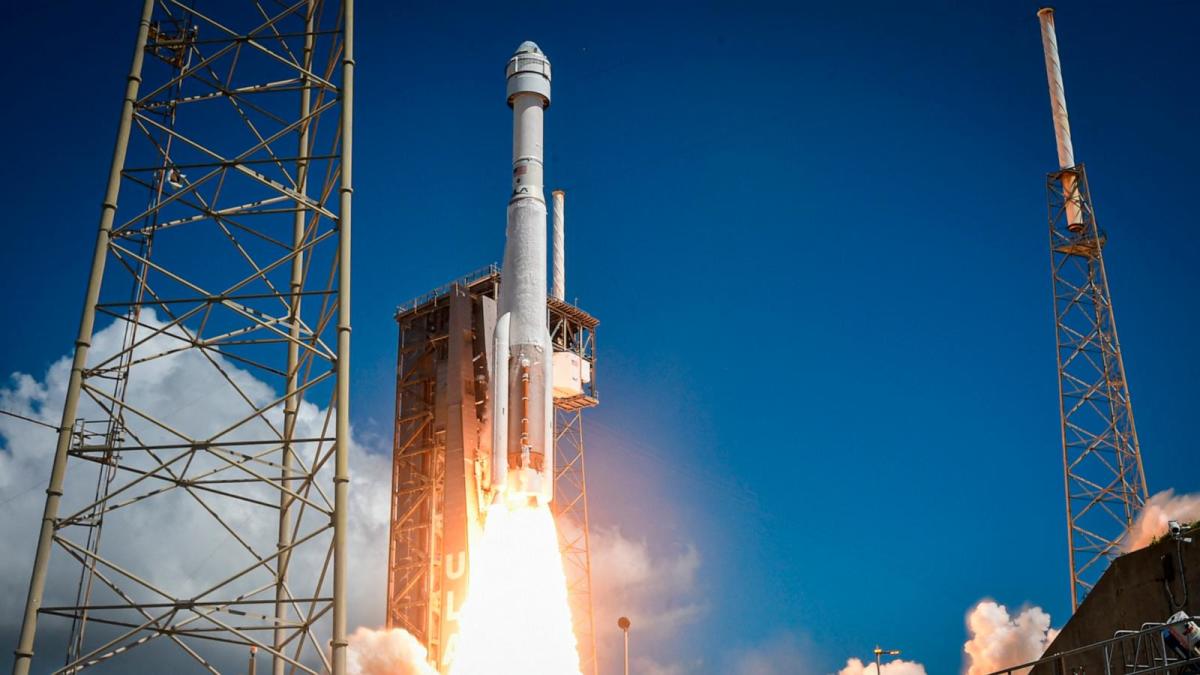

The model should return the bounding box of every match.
[634,660,683,675]
[1,312,709,674]
[837,656,928,675]
[1123,490,1200,552]
[963,601,1058,675]
[585,523,704,659]
[347,626,437,675]
[555,511,703,674]
[722,632,814,675]
[635,656,705,675]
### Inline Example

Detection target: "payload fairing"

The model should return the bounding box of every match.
[491,41,555,506]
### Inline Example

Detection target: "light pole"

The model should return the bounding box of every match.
[874,646,901,674]
[618,616,632,675]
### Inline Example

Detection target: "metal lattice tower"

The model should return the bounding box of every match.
[12,1,354,673]
[1047,166,1148,609]
[1038,8,1148,610]
[553,409,598,675]
[550,297,600,675]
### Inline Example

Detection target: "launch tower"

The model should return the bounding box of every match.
[1037,8,1149,610]
[11,2,354,673]
[386,268,599,673]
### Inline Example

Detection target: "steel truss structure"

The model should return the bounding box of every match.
[388,281,465,660]
[387,270,600,674]
[12,1,354,673]
[549,297,599,675]
[1047,165,1148,609]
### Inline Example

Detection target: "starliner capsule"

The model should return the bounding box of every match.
[491,41,554,507]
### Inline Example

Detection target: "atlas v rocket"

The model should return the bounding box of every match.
[490,41,554,506]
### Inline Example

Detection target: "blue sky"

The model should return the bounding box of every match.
[1,1,1199,673]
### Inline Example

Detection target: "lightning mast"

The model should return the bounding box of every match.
[11,2,353,672]
[1037,7,1148,610]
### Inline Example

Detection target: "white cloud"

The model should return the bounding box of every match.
[832,598,1056,675]
[0,312,395,670]
[837,656,928,675]
[963,601,1058,675]
[1123,490,1200,552]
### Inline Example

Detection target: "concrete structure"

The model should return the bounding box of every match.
[1028,525,1200,675]
[1037,7,1148,609]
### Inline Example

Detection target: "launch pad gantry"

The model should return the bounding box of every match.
[387,266,600,674]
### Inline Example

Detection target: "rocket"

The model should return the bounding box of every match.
[490,41,554,507]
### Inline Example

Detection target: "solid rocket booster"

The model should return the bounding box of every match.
[491,41,554,506]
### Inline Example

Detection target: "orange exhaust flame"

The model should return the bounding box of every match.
[448,503,582,675]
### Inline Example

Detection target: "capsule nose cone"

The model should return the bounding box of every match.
[515,40,542,55]
[506,40,551,107]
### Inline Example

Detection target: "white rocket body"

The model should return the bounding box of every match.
[491,42,554,507]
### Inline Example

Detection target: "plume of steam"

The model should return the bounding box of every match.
[963,601,1057,675]
[837,657,927,675]
[583,522,704,636]
[0,311,712,673]
[1123,490,1200,552]
[635,658,690,675]
[722,631,811,675]
[347,627,438,675]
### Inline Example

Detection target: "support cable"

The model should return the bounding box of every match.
[0,409,59,431]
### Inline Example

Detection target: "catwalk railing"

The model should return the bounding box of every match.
[988,615,1200,675]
